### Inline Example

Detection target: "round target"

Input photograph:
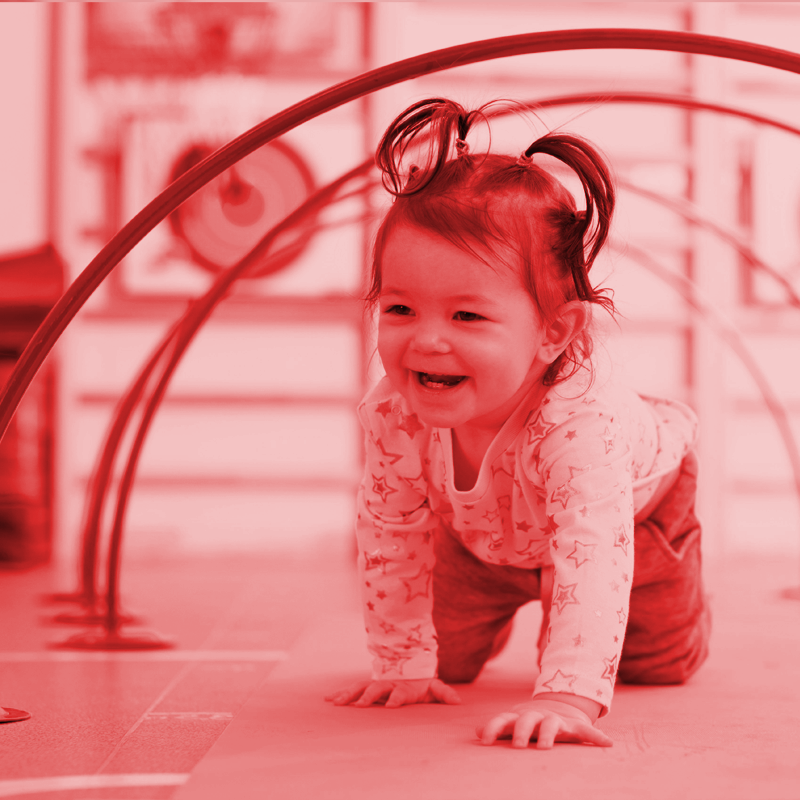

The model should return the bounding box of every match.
[168,139,316,278]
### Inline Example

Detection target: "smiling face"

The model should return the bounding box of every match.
[377,224,556,436]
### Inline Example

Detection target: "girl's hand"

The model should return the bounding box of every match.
[325,678,462,709]
[477,698,614,749]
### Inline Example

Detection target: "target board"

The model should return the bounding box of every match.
[167,139,315,278]
[119,115,322,297]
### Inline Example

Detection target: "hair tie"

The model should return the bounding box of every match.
[402,164,422,191]
[455,138,469,157]
[516,152,533,167]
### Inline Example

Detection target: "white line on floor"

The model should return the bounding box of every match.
[146,711,235,721]
[0,650,289,663]
[0,773,189,797]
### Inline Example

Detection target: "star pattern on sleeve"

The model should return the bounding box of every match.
[540,669,579,692]
[601,654,619,685]
[402,564,433,603]
[375,438,403,465]
[566,540,598,569]
[488,532,505,551]
[539,514,559,537]
[612,525,630,557]
[551,481,579,509]
[526,410,556,445]
[372,474,397,503]
[363,549,390,573]
[376,650,415,677]
[568,464,591,480]
[406,624,423,645]
[551,583,580,614]
[399,472,427,492]
[515,539,549,559]
[601,426,616,454]
[491,464,515,481]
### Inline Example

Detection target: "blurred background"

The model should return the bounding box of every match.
[1,2,799,577]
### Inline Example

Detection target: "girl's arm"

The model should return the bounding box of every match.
[355,388,440,682]
[528,401,636,719]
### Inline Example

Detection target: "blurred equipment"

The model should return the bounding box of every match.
[167,138,316,278]
[86,3,345,78]
[0,245,63,565]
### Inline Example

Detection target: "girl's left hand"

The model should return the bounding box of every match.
[477,698,614,750]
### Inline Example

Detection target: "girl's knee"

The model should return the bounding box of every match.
[619,635,710,686]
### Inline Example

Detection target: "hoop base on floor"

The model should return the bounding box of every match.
[49,609,143,626]
[1,708,32,723]
[49,629,174,651]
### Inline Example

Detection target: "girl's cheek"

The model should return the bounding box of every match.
[376,328,398,366]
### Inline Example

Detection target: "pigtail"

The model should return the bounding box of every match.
[522,133,615,313]
[375,98,480,196]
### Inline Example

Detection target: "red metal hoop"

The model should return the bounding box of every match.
[4,29,800,439]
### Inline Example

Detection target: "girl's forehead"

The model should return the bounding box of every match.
[380,224,524,293]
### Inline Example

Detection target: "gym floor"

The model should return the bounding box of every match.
[1,546,799,800]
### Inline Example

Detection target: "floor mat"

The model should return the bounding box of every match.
[174,557,800,800]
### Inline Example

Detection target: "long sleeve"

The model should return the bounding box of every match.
[356,380,440,681]
[522,395,636,716]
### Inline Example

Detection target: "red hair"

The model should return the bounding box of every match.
[368,98,616,385]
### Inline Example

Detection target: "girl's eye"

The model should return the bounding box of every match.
[385,304,412,316]
[454,311,483,322]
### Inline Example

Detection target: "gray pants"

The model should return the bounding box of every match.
[432,451,711,686]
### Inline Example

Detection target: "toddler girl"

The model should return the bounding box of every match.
[325,98,711,749]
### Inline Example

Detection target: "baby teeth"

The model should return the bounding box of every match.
[419,372,464,388]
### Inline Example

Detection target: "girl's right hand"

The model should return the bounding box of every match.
[325,678,462,708]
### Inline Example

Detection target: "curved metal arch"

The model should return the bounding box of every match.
[617,180,800,308]
[80,167,373,638]
[5,28,800,438]
[69,188,373,611]
[505,91,800,306]
[93,167,800,636]
[610,239,800,522]
[73,90,800,620]
[524,91,800,139]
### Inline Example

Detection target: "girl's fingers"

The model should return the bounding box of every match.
[480,712,518,745]
[353,682,390,707]
[535,715,562,750]
[512,712,543,748]
[580,722,614,747]
[325,682,368,705]
[479,712,615,749]
[385,685,414,708]
[430,680,462,705]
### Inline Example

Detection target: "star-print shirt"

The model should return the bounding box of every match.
[356,367,698,717]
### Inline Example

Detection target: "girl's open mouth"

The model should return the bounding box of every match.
[417,372,466,389]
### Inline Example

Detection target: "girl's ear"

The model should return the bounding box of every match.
[539,301,589,363]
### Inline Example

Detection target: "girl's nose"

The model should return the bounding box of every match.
[411,322,452,354]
